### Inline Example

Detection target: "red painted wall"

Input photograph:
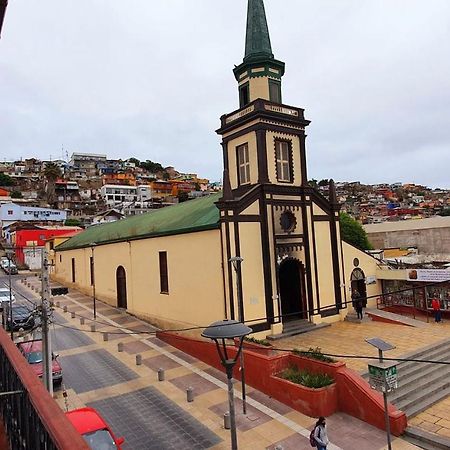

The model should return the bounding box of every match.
[157,331,407,436]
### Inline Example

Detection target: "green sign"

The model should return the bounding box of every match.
[368,364,398,393]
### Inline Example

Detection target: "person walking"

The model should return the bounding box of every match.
[313,416,329,450]
[352,288,364,320]
[432,296,442,323]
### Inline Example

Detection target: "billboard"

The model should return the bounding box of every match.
[407,269,450,282]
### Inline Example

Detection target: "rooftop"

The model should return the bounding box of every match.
[364,216,450,233]
[56,193,221,251]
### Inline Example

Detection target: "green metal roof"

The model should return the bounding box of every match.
[244,0,274,63]
[56,193,221,251]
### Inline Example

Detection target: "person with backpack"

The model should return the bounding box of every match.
[310,416,329,449]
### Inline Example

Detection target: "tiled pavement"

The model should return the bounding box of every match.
[18,277,420,449]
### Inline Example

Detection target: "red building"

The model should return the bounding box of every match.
[13,227,81,265]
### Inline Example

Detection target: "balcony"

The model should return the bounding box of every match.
[0,327,88,449]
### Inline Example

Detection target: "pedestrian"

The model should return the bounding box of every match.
[313,416,329,450]
[352,288,364,320]
[432,296,442,323]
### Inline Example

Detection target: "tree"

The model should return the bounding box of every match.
[64,218,82,227]
[139,160,164,173]
[339,212,373,250]
[128,157,140,166]
[318,179,330,187]
[308,179,318,189]
[43,162,62,206]
[177,191,190,203]
[439,208,450,217]
[10,191,22,199]
[0,173,15,186]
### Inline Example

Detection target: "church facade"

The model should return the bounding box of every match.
[53,0,381,337]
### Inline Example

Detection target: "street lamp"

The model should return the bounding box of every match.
[202,319,251,450]
[229,256,247,414]
[6,248,14,340]
[90,243,97,319]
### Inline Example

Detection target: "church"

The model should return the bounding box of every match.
[53,0,381,338]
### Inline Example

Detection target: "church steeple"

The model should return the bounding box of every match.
[244,0,274,63]
[234,0,285,107]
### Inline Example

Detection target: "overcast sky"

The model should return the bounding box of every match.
[1,0,449,188]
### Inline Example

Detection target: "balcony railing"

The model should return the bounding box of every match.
[0,327,89,449]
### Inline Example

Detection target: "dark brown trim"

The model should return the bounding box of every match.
[233,221,244,321]
[220,214,261,223]
[256,128,269,183]
[339,226,348,309]
[219,225,228,319]
[329,216,343,309]
[270,198,282,323]
[259,196,274,323]
[300,193,314,318]
[275,233,304,239]
[313,215,331,222]
[250,321,271,333]
[224,220,235,320]
[221,141,229,171]
[299,133,308,186]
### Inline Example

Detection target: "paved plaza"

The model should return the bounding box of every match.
[17,277,423,449]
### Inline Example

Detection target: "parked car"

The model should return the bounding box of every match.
[0,287,15,311]
[2,260,18,274]
[66,407,124,449]
[17,340,63,385]
[5,304,35,331]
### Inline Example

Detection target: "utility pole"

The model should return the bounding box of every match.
[7,249,13,340]
[41,249,53,396]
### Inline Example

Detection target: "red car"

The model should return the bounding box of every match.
[66,407,124,449]
[17,340,63,385]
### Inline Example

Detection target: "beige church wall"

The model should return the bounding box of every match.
[54,230,225,332]
[313,221,336,312]
[227,132,258,189]
[240,200,260,216]
[266,131,302,186]
[312,204,327,216]
[237,222,267,325]
[249,76,270,101]
[266,205,281,322]
[342,241,382,310]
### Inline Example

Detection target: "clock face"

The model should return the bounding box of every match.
[280,211,297,233]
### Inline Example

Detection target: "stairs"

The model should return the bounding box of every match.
[266,319,330,341]
[403,426,450,449]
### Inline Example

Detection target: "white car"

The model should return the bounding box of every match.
[0,287,16,310]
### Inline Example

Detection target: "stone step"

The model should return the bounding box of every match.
[282,319,309,331]
[404,385,450,419]
[266,322,330,341]
[396,381,450,416]
[398,344,450,376]
[403,426,450,450]
[390,365,450,404]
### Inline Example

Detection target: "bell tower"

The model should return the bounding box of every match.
[216,0,345,336]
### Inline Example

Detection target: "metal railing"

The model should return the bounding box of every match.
[0,327,89,450]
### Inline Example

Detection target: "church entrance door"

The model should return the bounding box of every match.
[116,266,128,309]
[351,268,367,307]
[279,259,307,321]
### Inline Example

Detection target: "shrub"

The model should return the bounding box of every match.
[293,347,336,363]
[244,336,271,347]
[279,365,334,388]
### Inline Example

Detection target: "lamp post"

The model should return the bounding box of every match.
[6,248,14,339]
[229,256,247,414]
[202,319,251,450]
[90,243,97,320]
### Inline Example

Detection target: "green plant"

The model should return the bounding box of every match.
[293,347,336,363]
[244,336,271,347]
[339,212,373,250]
[279,365,334,388]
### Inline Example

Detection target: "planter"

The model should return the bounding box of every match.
[234,338,276,357]
[268,374,337,417]
[286,353,346,378]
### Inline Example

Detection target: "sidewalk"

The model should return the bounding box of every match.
[20,278,418,449]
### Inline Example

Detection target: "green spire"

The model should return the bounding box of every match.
[244,0,274,63]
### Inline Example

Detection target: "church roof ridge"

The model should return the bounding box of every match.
[56,193,221,251]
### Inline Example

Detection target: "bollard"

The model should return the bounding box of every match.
[90,324,96,332]
[118,342,123,352]
[80,317,85,325]
[71,312,75,319]
[103,333,108,341]
[274,446,284,450]
[157,368,165,381]
[223,412,231,430]
[63,305,68,313]
[136,354,142,366]
[56,301,60,308]
[186,387,194,403]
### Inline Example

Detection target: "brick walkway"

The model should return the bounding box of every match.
[16,278,420,449]
[277,315,450,441]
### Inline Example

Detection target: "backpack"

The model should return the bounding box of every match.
[309,426,317,447]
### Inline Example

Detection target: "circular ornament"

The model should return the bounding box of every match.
[280,211,297,233]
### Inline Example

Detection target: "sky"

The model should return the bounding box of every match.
[1,0,450,188]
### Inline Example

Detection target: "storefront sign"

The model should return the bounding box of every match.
[407,269,450,282]
[368,363,398,393]
[365,275,377,285]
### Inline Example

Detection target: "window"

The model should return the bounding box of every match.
[239,83,250,108]
[49,241,54,250]
[7,210,13,215]
[159,251,169,294]
[59,255,62,263]
[269,79,282,103]
[90,256,94,286]
[237,144,250,185]
[275,140,292,182]
[71,258,76,283]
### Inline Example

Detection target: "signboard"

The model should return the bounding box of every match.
[365,275,377,285]
[407,269,450,282]
[368,363,398,393]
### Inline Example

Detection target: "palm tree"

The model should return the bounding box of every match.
[43,162,62,207]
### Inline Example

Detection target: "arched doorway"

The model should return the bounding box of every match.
[351,268,367,307]
[279,259,307,321]
[116,266,127,309]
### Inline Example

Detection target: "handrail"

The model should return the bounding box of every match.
[0,326,89,449]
